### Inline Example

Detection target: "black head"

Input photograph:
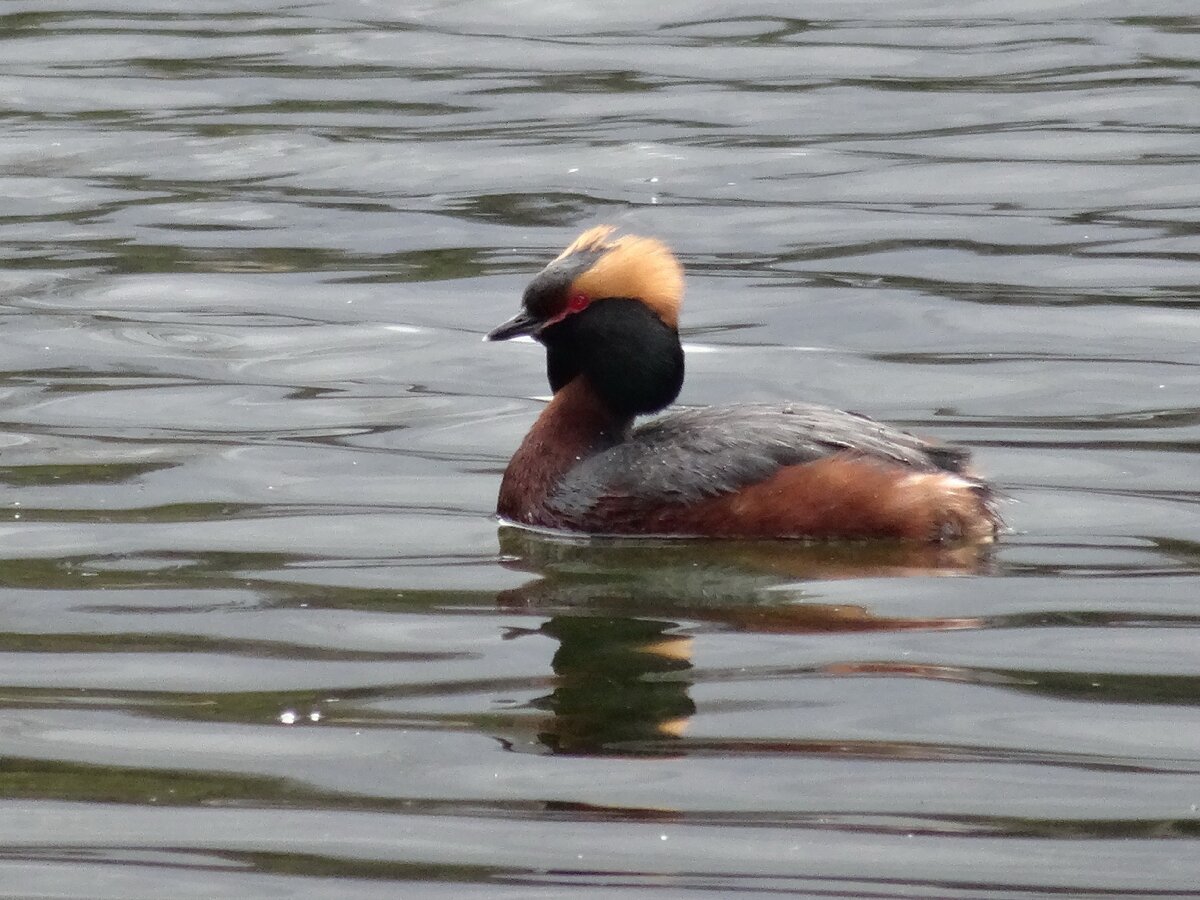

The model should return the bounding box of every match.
[487,227,686,419]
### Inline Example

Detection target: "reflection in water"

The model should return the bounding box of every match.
[496,526,989,756]
[498,523,993,582]
[518,616,694,757]
[497,525,990,628]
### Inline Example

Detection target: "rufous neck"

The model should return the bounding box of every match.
[498,376,627,524]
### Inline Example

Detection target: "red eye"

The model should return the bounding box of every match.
[567,292,589,313]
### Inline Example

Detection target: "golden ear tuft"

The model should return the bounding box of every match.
[559,226,684,328]
[555,225,618,261]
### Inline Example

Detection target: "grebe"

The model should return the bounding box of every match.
[487,226,998,542]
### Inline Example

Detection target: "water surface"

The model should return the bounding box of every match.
[2,2,1200,897]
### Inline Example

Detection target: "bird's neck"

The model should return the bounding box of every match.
[498,377,628,526]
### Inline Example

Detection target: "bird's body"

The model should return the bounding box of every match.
[488,226,998,542]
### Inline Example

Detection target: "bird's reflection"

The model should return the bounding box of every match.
[495,526,991,757]
[520,616,694,756]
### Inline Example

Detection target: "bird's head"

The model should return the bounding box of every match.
[487,225,684,342]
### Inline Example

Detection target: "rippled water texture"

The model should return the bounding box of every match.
[2,2,1200,897]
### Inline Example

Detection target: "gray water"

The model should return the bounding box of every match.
[2,2,1200,897]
